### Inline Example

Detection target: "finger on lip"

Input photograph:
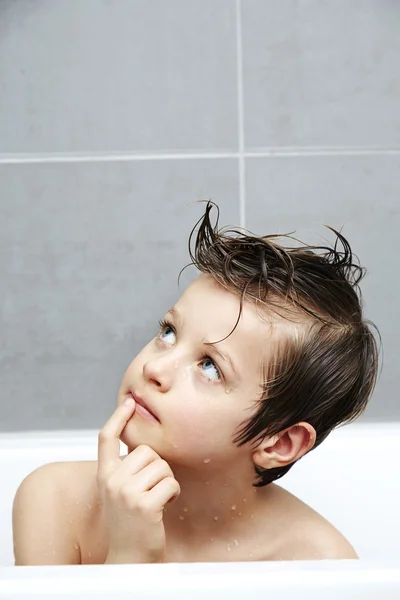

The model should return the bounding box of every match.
[97,398,136,471]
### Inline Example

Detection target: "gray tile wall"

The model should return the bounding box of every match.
[0,0,399,431]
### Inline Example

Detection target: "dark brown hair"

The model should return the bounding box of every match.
[180,200,381,487]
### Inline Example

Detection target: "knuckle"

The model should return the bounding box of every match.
[98,429,109,444]
[157,459,172,474]
[104,477,117,495]
[137,444,155,458]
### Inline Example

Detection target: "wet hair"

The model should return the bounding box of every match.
[180,200,381,487]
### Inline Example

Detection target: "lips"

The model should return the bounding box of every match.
[129,390,160,423]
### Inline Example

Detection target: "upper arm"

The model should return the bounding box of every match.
[12,462,81,565]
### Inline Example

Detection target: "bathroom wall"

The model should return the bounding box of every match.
[1,0,399,431]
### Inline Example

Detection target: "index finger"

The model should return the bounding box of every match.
[97,397,136,477]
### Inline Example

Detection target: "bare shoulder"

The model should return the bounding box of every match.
[265,484,358,561]
[13,460,100,565]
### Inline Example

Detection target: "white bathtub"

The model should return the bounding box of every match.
[0,423,399,599]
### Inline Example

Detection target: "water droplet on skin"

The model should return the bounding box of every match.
[53,549,56,556]
[179,516,185,520]
[231,505,236,511]
[213,516,219,521]
[204,458,211,464]
[250,514,254,519]
[205,481,210,485]
[243,498,246,502]
[174,360,179,369]
[74,544,79,551]
[88,551,92,558]
[210,538,215,542]
[227,545,231,551]
[225,388,231,394]
[87,504,92,509]
[69,520,73,524]
[234,540,239,547]
[249,553,253,558]
[173,445,179,449]
[183,507,188,512]
[238,512,242,516]
[75,501,80,505]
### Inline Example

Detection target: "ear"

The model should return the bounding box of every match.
[252,422,316,470]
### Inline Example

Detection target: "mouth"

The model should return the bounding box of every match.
[128,391,160,424]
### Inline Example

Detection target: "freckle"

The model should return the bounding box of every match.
[183,507,188,512]
[179,516,185,520]
[231,505,236,511]
[204,458,211,464]
[213,516,219,521]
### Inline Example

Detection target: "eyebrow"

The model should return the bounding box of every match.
[167,307,240,380]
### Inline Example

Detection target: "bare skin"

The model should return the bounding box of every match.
[13,274,358,564]
[12,459,357,565]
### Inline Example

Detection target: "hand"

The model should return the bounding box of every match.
[97,397,181,564]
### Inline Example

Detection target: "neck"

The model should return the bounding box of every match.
[162,461,265,540]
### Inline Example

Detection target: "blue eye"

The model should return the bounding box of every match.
[158,320,176,343]
[199,355,220,382]
[157,319,222,383]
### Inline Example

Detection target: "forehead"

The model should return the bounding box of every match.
[174,274,289,368]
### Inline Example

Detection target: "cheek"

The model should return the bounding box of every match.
[166,400,242,458]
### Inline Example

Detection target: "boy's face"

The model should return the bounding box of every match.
[117,274,280,470]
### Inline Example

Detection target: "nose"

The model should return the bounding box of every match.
[142,356,173,392]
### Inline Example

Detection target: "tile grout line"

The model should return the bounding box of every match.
[236,0,246,230]
[1,148,400,165]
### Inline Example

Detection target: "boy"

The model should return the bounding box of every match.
[12,201,379,565]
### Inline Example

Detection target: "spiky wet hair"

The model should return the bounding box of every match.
[181,201,381,487]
